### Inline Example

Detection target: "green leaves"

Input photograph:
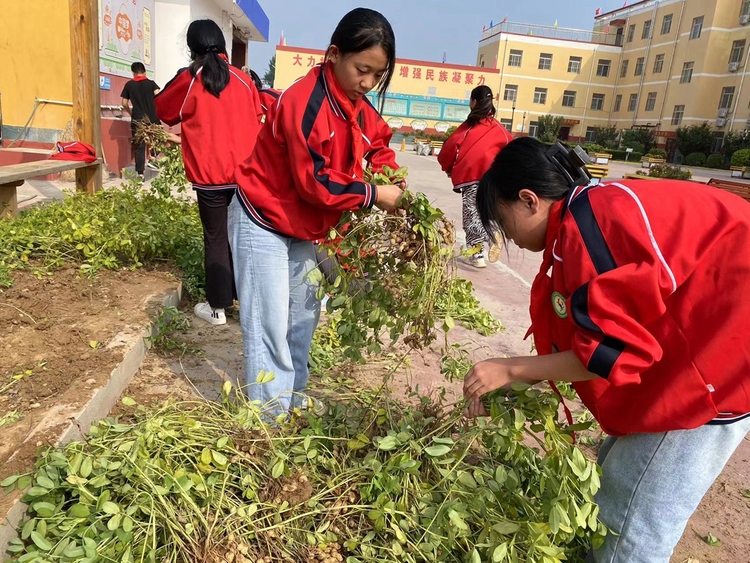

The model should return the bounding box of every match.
[705,532,722,547]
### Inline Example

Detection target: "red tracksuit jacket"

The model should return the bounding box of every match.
[437,118,513,192]
[259,88,280,118]
[530,179,750,436]
[235,63,398,240]
[155,64,263,190]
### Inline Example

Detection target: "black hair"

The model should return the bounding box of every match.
[248,69,262,90]
[327,8,396,111]
[477,137,571,242]
[465,85,496,126]
[131,62,146,74]
[187,19,229,97]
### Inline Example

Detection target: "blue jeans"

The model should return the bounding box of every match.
[589,416,750,562]
[228,199,321,415]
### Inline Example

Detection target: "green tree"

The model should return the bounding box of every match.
[593,126,618,149]
[675,122,714,156]
[723,128,750,158]
[537,115,564,143]
[622,128,655,153]
[263,55,276,87]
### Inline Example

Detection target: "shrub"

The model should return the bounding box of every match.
[647,148,667,159]
[684,152,707,167]
[581,143,606,154]
[724,129,750,158]
[538,115,564,143]
[593,126,618,149]
[622,128,655,153]
[648,163,693,180]
[731,148,750,167]
[446,126,458,135]
[623,141,645,155]
[676,122,714,156]
[706,153,727,169]
[609,149,642,161]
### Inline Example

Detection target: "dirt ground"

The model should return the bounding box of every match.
[0,266,178,502]
[1,262,748,561]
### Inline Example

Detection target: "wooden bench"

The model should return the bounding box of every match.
[587,164,609,179]
[730,166,750,179]
[413,138,429,151]
[588,152,612,165]
[707,177,750,202]
[623,173,660,180]
[0,159,102,218]
[641,157,666,169]
[430,141,444,156]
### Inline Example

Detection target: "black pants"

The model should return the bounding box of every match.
[196,189,236,309]
[130,122,146,175]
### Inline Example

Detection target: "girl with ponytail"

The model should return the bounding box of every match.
[156,19,263,327]
[438,85,513,268]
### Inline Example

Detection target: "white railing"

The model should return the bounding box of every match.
[480,21,614,45]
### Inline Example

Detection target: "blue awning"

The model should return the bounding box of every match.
[215,0,269,42]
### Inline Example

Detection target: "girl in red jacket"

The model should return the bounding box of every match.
[467,137,750,562]
[438,86,513,268]
[231,8,404,414]
[155,19,262,326]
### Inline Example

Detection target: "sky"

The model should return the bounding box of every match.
[247,0,627,74]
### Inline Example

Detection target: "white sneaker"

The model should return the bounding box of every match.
[146,162,159,170]
[194,302,226,325]
[469,256,487,269]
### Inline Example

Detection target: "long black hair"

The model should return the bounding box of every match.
[327,8,396,111]
[465,85,496,126]
[477,137,571,242]
[187,19,229,97]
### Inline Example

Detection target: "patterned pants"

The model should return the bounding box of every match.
[461,184,488,252]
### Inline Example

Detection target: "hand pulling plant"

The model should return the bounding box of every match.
[3,380,606,563]
[316,166,499,364]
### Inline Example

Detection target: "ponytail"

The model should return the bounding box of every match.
[465,85,496,127]
[186,19,230,97]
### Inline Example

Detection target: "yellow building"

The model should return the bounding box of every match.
[274,45,501,132]
[478,0,750,151]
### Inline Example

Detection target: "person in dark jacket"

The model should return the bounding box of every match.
[121,62,160,178]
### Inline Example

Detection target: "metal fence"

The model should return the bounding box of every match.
[480,22,616,45]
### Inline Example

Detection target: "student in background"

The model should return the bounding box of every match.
[438,85,512,268]
[121,62,160,178]
[231,8,405,415]
[156,19,263,326]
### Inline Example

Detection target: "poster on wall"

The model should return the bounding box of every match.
[99,0,155,78]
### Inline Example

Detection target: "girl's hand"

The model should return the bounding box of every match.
[397,180,408,191]
[463,398,488,418]
[463,358,534,403]
[375,184,404,211]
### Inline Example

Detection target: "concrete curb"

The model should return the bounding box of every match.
[0,284,182,558]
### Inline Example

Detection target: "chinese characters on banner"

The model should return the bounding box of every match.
[397,65,487,86]
[99,0,155,78]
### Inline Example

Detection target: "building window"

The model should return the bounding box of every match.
[719,86,736,110]
[627,24,636,42]
[508,49,523,67]
[538,53,553,70]
[628,94,639,112]
[585,127,597,143]
[614,94,622,112]
[690,16,704,39]
[529,121,539,138]
[562,90,577,107]
[591,93,605,111]
[635,57,645,76]
[672,105,685,125]
[653,53,665,73]
[661,14,673,35]
[642,19,653,39]
[596,59,611,77]
[568,56,582,73]
[500,118,513,130]
[680,62,694,83]
[730,40,746,64]
[645,92,657,112]
[712,133,725,153]
[533,87,548,104]
[620,59,630,78]
[504,84,518,102]
[743,0,750,17]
